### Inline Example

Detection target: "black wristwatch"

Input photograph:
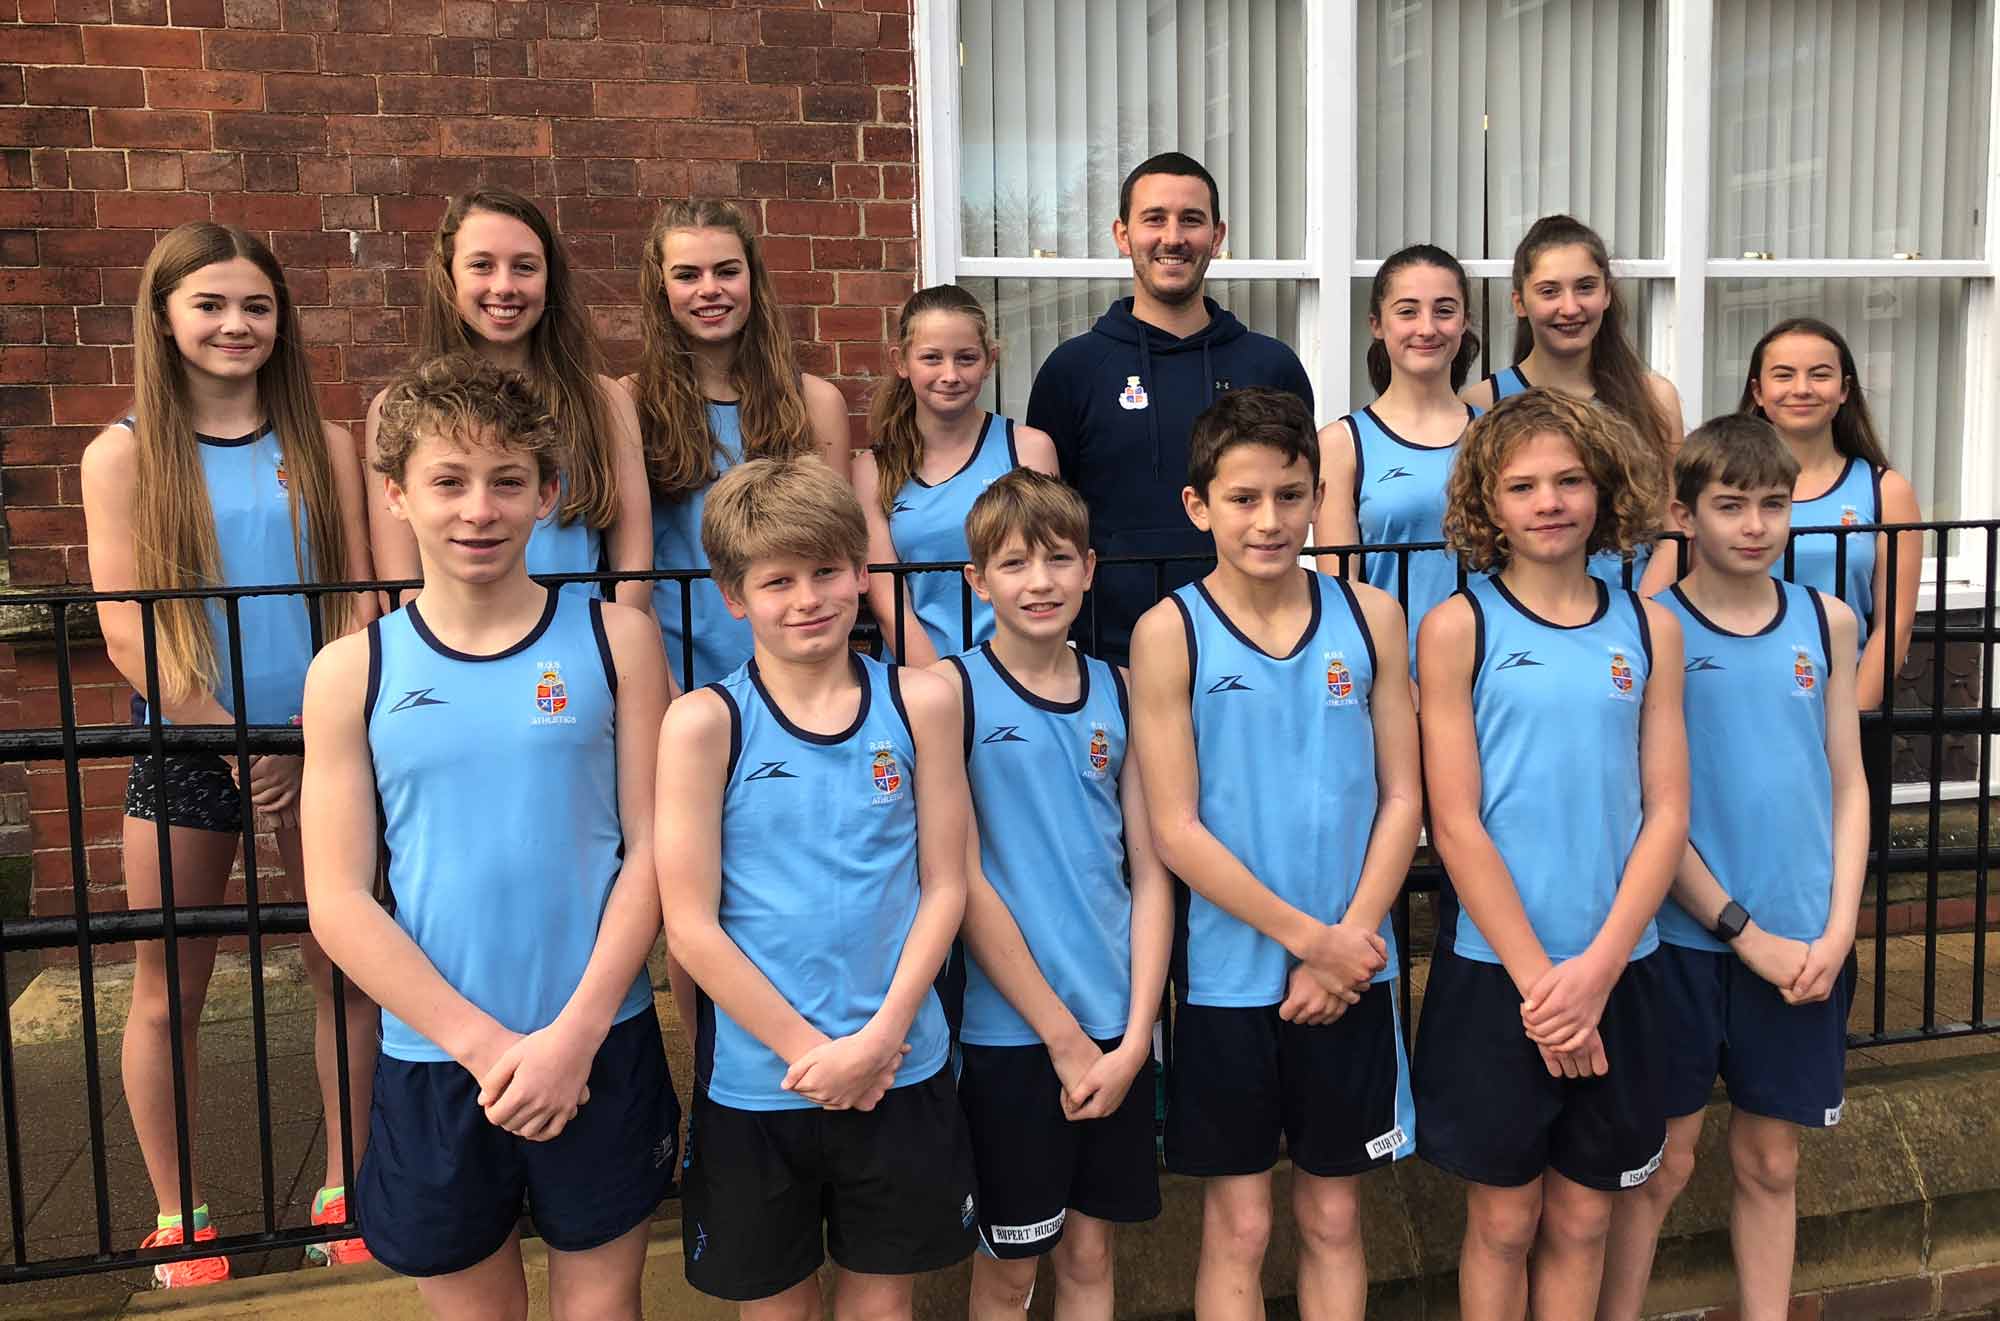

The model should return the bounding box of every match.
[1711,900,1750,943]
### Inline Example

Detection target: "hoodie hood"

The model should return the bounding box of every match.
[1091,297,1249,477]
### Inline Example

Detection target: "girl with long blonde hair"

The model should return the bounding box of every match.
[854,285,1057,666]
[365,189,652,612]
[79,222,379,1285]
[627,198,851,689]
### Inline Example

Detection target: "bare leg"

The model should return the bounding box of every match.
[743,1273,821,1321]
[833,1267,917,1321]
[1047,1213,1116,1321]
[1195,1172,1272,1321]
[1459,1179,1542,1321]
[1293,1172,1366,1321]
[1598,1111,1704,1321]
[412,1228,529,1321]
[547,1218,652,1321]
[119,816,236,1217]
[1528,1170,1615,1321]
[968,1252,1038,1320]
[1728,1111,1803,1321]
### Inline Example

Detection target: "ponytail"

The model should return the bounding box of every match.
[1366,243,1480,395]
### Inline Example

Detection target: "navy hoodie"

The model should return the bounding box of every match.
[1026,296,1313,663]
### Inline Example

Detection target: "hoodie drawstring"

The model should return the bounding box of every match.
[1139,330,1161,477]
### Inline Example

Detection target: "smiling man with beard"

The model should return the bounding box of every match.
[1026,152,1314,664]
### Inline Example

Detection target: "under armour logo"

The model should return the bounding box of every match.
[1378,466,1412,482]
[389,688,448,712]
[1206,675,1254,693]
[980,726,1029,744]
[1495,651,1542,670]
[1686,656,1726,672]
[745,761,798,781]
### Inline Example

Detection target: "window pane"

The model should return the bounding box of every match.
[958,0,1307,260]
[962,278,1304,417]
[1346,277,1663,405]
[1358,0,1667,260]
[1705,279,1970,525]
[1711,1,1993,259]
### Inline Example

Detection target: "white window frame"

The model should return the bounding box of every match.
[914,0,2000,590]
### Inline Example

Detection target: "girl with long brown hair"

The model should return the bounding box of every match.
[1738,317,1921,710]
[626,199,851,689]
[364,190,652,612]
[1462,215,1685,595]
[79,223,379,1284]
[855,285,1057,666]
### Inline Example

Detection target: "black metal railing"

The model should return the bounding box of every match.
[0,518,1991,1283]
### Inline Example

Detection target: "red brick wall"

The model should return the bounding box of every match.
[0,0,922,924]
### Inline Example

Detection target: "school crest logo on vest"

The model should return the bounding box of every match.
[535,665,567,715]
[1087,725,1110,777]
[1324,651,1358,707]
[1117,376,1149,411]
[273,460,288,493]
[1793,646,1817,694]
[1608,649,1636,700]
[869,742,904,802]
[1840,505,1860,527]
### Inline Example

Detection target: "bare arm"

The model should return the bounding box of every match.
[858,451,938,666]
[597,376,656,616]
[655,689,827,1066]
[1116,701,1173,1051]
[302,634,513,1079]
[1857,469,1922,711]
[1339,584,1423,936]
[1012,424,1061,477]
[803,373,852,482]
[362,389,421,613]
[1458,376,1499,412]
[1312,418,1362,578]
[80,424,234,724]
[1415,597,1554,993]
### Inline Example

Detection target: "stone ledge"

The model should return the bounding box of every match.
[0,1053,1992,1321]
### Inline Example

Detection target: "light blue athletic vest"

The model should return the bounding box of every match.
[651,402,756,689]
[1488,367,1652,591]
[701,653,950,1109]
[1783,455,1880,651]
[885,413,1019,659]
[949,643,1132,1046]
[524,472,605,587]
[366,588,652,1063]
[119,418,316,725]
[1348,404,1478,654]
[1447,575,1658,964]
[1655,581,1840,950]
[1169,572,1395,1006]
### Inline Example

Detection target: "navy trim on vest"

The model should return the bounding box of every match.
[706,682,744,783]
[1462,586,1486,676]
[945,654,975,761]
[887,663,913,742]
[1346,414,1366,511]
[362,620,383,724]
[1629,589,1653,668]
[406,587,560,663]
[1193,569,1322,661]
[746,651,874,747]
[1797,454,1857,505]
[1109,661,1130,726]
[1002,414,1019,468]
[910,414,991,489]
[1170,592,1198,679]
[1808,587,1833,670]
[1667,579,1789,640]
[1331,576,1377,679]
[587,597,617,696]
[979,640,1090,715]
[1869,463,1884,521]
[194,422,273,449]
[1492,575,1610,630]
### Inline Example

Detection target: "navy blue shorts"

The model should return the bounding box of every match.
[680,1067,978,1301]
[958,1038,1161,1259]
[1413,944,1666,1192]
[1165,980,1416,1179]
[1656,941,1855,1127]
[355,1003,679,1277]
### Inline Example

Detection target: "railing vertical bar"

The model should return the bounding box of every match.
[52,602,114,1258]
[221,596,278,1235]
[1871,532,1899,1038]
[961,568,975,653]
[1922,533,1947,1029]
[0,906,25,1268]
[138,599,198,1241]
[1975,526,1997,1024]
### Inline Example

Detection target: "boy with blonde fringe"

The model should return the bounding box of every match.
[655,457,978,1321]
[937,469,1172,1319]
